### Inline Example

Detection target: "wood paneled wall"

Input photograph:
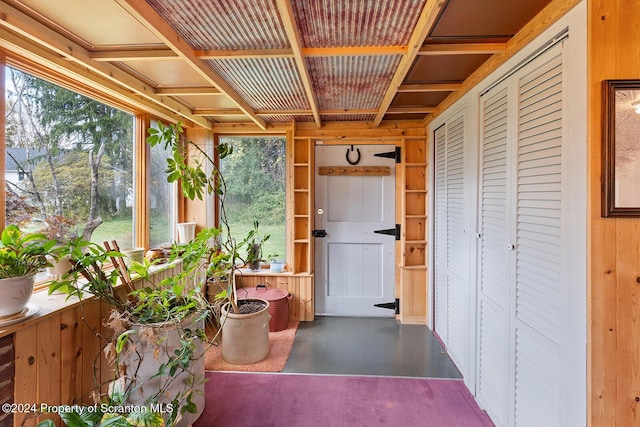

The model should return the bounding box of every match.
[589,1,640,425]
[14,300,108,427]
[10,266,180,426]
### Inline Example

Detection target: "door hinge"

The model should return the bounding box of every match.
[374,146,401,163]
[374,224,400,240]
[374,298,400,315]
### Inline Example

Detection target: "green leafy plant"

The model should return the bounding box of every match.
[0,224,56,278]
[48,228,221,426]
[146,122,232,201]
[146,122,246,314]
[240,221,277,269]
[37,378,165,427]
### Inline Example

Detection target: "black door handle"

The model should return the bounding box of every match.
[312,229,327,238]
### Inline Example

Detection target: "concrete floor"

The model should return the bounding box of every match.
[283,316,462,379]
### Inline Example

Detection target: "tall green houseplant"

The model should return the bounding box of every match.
[146,122,243,311]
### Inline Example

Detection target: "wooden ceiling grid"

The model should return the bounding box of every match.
[0,0,554,129]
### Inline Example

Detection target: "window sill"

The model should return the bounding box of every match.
[0,261,178,338]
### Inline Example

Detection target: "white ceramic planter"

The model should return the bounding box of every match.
[176,222,197,243]
[118,312,206,427]
[0,274,36,317]
[46,255,73,280]
[220,298,270,364]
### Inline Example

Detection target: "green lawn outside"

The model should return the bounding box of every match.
[223,221,286,262]
[87,217,286,261]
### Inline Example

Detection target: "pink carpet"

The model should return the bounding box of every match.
[193,371,494,426]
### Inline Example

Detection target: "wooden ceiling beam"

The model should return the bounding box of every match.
[115,0,267,130]
[398,83,463,92]
[0,27,197,127]
[90,47,178,61]
[418,42,507,55]
[86,42,502,63]
[193,108,245,116]
[156,86,222,96]
[0,1,211,129]
[92,45,407,61]
[302,46,407,57]
[195,48,294,59]
[195,108,436,116]
[275,0,321,128]
[373,0,447,127]
[386,107,436,114]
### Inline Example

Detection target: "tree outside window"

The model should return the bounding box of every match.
[4,67,134,247]
[219,136,286,260]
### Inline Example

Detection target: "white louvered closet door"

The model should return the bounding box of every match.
[434,125,448,342]
[444,115,467,372]
[477,86,511,427]
[476,45,565,427]
[513,50,563,427]
[433,113,468,374]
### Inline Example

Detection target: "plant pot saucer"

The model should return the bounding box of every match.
[0,303,40,326]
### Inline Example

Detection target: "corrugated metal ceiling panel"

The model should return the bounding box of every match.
[206,57,310,111]
[258,115,315,123]
[147,0,289,50]
[321,114,376,122]
[308,55,400,110]
[292,0,426,47]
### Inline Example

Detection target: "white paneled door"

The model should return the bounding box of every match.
[314,144,396,317]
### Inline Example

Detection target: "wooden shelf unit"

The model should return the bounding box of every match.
[288,136,313,274]
[399,137,428,324]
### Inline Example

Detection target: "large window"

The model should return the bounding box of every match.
[149,122,176,247]
[4,67,135,247]
[219,136,286,261]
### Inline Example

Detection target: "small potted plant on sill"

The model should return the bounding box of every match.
[48,228,220,427]
[242,220,275,272]
[43,214,78,282]
[0,224,56,317]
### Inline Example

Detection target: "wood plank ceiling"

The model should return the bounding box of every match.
[0,0,552,130]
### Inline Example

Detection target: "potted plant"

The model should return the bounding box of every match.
[43,215,78,282]
[146,122,271,364]
[241,220,275,271]
[0,224,55,317]
[49,229,218,426]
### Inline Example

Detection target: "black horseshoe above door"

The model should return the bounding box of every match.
[346,145,361,165]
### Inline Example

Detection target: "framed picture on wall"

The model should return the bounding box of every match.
[602,79,640,217]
